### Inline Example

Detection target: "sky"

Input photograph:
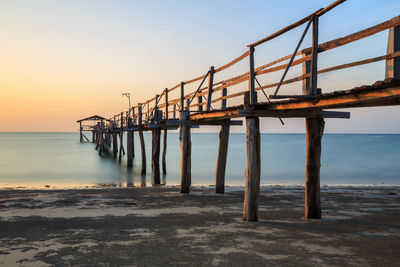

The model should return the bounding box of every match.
[1,0,400,133]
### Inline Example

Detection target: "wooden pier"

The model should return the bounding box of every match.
[78,0,400,221]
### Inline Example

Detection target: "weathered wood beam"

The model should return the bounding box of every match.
[243,116,261,221]
[238,109,350,119]
[189,109,239,121]
[305,118,324,219]
[215,120,230,194]
[166,119,243,126]
[267,85,400,110]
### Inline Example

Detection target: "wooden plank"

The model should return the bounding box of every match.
[207,66,215,111]
[215,120,230,194]
[305,118,324,219]
[189,109,239,121]
[267,85,400,110]
[179,119,191,193]
[152,128,161,185]
[162,129,167,175]
[386,25,400,79]
[243,116,261,221]
[139,130,146,175]
[238,109,350,119]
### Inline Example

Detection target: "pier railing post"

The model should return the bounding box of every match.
[162,88,168,175]
[79,121,83,142]
[180,82,185,112]
[310,15,319,95]
[221,87,227,109]
[386,25,400,79]
[243,92,260,221]
[215,119,230,194]
[206,66,215,111]
[305,117,324,219]
[302,51,311,95]
[179,110,191,193]
[249,46,257,105]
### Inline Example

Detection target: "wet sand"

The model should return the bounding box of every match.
[0,186,399,266]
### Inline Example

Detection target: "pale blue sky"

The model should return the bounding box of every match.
[0,0,399,132]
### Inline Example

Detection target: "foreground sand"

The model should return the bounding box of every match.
[0,186,399,266]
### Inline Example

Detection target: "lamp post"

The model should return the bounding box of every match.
[122,92,131,115]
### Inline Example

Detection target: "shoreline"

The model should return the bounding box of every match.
[1,183,400,191]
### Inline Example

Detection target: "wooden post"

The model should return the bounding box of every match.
[127,119,133,168]
[138,104,143,126]
[152,128,161,185]
[386,25,400,79]
[310,15,319,95]
[79,122,83,142]
[249,46,257,105]
[173,104,176,119]
[180,111,191,193]
[302,51,311,95]
[221,87,227,109]
[162,128,167,175]
[215,120,230,194]
[112,123,118,159]
[139,130,146,175]
[118,112,124,163]
[198,96,203,112]
[180,82,185,112]
[165,88,169,120]
[207,66,215,111]
[305,118,324,219]
[91,130,95,143]
[243,92,261,221]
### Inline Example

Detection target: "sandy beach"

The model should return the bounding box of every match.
[0,186,399,266]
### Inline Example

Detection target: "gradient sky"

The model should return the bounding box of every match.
[1,0,400,133]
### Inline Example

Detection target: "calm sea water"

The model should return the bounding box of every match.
[0,132,399,188]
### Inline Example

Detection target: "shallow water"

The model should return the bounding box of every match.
[0,132,399,188]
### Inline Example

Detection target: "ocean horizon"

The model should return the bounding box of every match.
[0,132,399,189]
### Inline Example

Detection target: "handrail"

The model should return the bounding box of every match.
[101,7,399,127]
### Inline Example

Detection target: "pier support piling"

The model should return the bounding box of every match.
[243,116,261,221]
[305,118,324,219]
[180,113,191,193]
[162,129,167,174]
[152,128,161,185]
[127,130,133,167]
[139,130,146,175]
[215,120,230,194]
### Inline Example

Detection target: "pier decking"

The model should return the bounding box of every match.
[78,0,400,221]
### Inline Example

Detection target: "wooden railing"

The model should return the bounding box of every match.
[104,0,400,127]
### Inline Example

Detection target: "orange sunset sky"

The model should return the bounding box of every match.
[1,0,400,133]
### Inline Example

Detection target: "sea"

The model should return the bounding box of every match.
[0,132,399,189]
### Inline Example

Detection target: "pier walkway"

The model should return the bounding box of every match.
[78,0,400,221]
